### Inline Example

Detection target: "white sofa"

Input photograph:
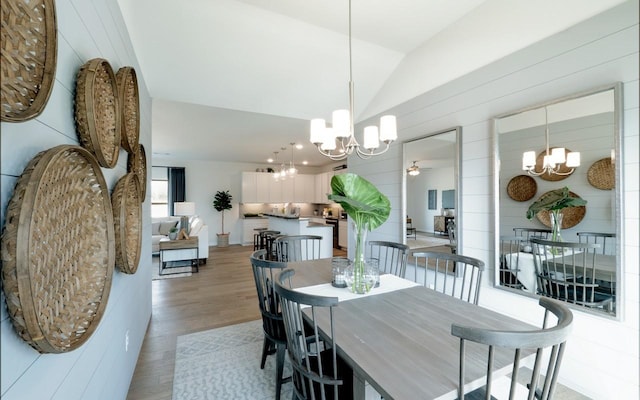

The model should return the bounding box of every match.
[152,216,209,263]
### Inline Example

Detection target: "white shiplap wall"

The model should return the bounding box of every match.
[350,1,639,398]
[0,0,152,399]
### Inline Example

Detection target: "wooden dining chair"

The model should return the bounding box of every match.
[274,235,323,262]
[451,297,573,400]
[275,268,353,400]
[411,252,484,305]
[530,238,614,312]
[368,240,409,278]
[249,250,290,400]
[499,235,526,290]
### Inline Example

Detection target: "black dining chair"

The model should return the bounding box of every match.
[411,251,484,305]
[368,240,409,278]
[499,235,526,290]
[249,249,290,400]
[273,235,322,262]
[275,268,353,400]
[530,238,614,312]
[451,297,573,400]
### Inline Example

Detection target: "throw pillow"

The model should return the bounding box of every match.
[152,222,161,235]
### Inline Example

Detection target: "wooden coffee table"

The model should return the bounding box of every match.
[158,237,199,276]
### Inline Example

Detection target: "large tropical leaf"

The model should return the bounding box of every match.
[526,186,587,220]
[328,173,390,230]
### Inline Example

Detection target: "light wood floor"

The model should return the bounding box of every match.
[127,245,260,400]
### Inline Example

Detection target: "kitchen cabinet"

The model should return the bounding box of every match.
[338,219,348,248]
[241,172,258,203]
[315,172,332,203]
[256,173,271,202]
[281,178,294,202]
[294,174,315,203]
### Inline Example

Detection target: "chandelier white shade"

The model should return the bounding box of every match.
[309,0,396,161]
[522,107,580,176]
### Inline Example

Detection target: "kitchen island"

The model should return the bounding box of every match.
[265,214,333,258]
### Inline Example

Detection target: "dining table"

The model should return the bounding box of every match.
[286,258,538,400]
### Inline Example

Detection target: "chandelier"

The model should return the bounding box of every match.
[522,106,580,176]
[273,144,298,181]
[309,0,397,161]
[407,161,420,176]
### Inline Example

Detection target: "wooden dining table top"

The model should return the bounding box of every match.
[286,258,538,400]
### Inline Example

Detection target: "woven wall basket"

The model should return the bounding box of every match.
[127,144,147,201]
[535,191,587,229]
[506,175,537,202]
[0,145,115,353]
[74,58,121,168]
[116,67,140,154]
[112,173,142,274]
[534,148,575,182]
[587,157,615,190]
[1,0,57,122]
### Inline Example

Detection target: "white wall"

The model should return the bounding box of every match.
[0,1,152,398]
[350,2,639,398]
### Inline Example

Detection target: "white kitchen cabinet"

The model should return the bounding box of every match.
[256,173,271,202]
[269,178,282,203]
[281,178,294,202]
[315,172,332,203]
[338,219,348,248]
[241,172,258,203]
[294,174,315,203]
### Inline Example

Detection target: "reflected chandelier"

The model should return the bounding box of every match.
[407,161,420,176]
[309,0,397,160]
[522,107,580,176]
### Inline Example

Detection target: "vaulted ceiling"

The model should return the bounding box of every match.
[117,0,625,167]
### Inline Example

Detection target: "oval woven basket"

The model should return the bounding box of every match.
[112,173,142,274]
[74,58,121,168]
[116,67,140,154]
[535,191,586,229]
[506,175,537,202]
[1,0,57,122]
[534,148,575,182]
[0,145,115,353]
[127,144,147,201]
[587,157,614,190]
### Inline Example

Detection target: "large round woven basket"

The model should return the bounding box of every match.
[0,145,115,353]
[112,173,142,274]
[534,148,575,181]
[506,175,537,202]
[127,144,147,201]
[1,0,57,122]
[116,67,140,154]
[535,191,586,229]
[587,157,614,190]
[74,58,121,168]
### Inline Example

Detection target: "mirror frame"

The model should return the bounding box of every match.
[402,127,462,251]
[492,82,624,320]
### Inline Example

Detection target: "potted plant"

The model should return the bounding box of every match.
[526,186,587,242]
[329,173,390,294]
[213,190,233,247]
[168,227,178,240]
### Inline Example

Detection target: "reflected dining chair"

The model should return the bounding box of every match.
[275,268,354,400]
[406,217,417,239]
[499,235,526,290]
[249,250,290,400]
[274,235,323,262]
[367,240,409,278]
[577,231,616,255]
[530,238,614,312]
[513,227,552,244]
[446,219,457,254]
[411,252,484,305]
[451,297,573,400]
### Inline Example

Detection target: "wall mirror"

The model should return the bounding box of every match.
[403,127,461,250]
[493,83,623,319]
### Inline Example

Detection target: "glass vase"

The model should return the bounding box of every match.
[551,211,563,242]
[344,222,378,294]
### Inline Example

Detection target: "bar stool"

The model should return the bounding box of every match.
[259,230,280,258]
[253,227,268,250]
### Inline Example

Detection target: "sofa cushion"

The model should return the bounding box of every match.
[152,222,161,235]
[190,217,204,235]
[159,220,178,235]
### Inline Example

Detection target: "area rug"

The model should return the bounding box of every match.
[173,320,292,400]
[151,256,193,280]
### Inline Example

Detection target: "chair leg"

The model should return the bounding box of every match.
[260,336,270,369]
[275,343,287,400]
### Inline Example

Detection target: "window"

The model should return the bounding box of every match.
[151,167,169,217]
[427,189,437,210]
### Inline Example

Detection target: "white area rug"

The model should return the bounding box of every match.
[406,235,450,249]
[151,256,193,280]
[173,320,292,400]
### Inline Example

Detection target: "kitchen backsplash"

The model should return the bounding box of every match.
[239,203,342,218]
